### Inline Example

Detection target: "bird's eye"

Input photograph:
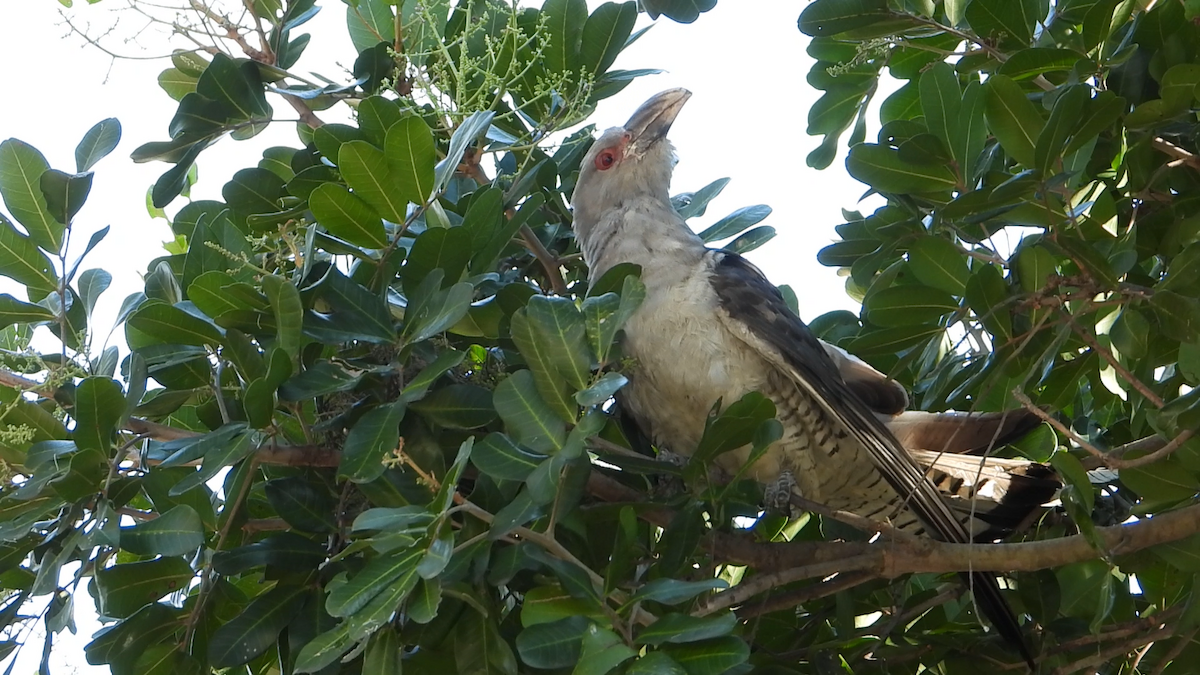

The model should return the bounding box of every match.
[595,150,616,171]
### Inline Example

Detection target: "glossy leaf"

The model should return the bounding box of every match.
[75,118,122,172]
[340,402,406,483]
[493,370,567,454]
[385,114,436,204]
[0,139,62,252]
[846,144,957,193]
[309,183,387,249]
[120,505,204,557]
[209,584,309,667]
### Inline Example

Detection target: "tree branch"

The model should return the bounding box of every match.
[1013,391,1193,470]
[586,472,1200,579]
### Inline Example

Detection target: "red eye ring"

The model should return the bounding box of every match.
[595,150,616,170]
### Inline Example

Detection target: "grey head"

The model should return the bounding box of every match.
[570,88,693,240]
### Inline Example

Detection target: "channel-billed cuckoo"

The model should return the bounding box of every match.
[570,88,1059,666]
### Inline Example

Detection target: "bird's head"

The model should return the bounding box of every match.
[571,88,692,226]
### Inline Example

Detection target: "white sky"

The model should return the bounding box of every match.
[0,0,878,671]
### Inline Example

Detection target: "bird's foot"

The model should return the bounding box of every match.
[649,449,689,499]
[763,471,800,516]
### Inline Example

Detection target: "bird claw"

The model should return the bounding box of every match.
[763,471,800,516]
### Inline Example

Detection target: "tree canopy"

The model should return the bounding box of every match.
[0,0,1198,673]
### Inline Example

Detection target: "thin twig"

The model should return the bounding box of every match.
[1149,626,1199,675]
[734,572,876,620]
[1061,309,1165,408]
[1013,391,1193,469]
[1053,627,1175,675]
[520,224,568,295]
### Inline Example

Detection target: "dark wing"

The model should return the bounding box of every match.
[820,341,910,415]
[889,410,1043,456]
[708,251,1034,667]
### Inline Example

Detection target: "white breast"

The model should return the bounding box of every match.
[620,256,769,454]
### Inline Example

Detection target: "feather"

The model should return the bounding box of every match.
[709,251,1036,667]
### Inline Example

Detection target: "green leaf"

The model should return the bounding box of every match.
[1111,307,1149,359]
[516,616,589,669]
[167,431,255,496]
[999,47,1085,81]
[434,111,494,194]
[1056,560,1113,619]
[627,653,687,675]
[265,476,337,533]
[579,2,637,75]
[314,266,395,343]
[636,612,738,646]
[403,280,474,345]
[94,556,195,618]
[261,274,303,358]
[209,584,309,667]
[693,393,777,465]
[75,118,122,173]
[326,547,421,617]
[78,268,112,318]
[575,372,628,407]
[407,577,441,624]
[696,205,771,243]
[722,226,776,254]
[524,296,591,390]
[543,0,587,73]
[409,384,496,429]
[400,349,467,402]
[385,114,436,204]
[510,310,576,423]
[659,636,750,675]
[865,285,958,326]
[797,0,891,36]
[293,623,352,674]
[340,402,406,483]
[120,504,204,558]
[158,68,198,101]
[128,300,224,347]
[353,506,434,532]
[965,264,1012,342]
[846,144,957,193]
[365,631,403,675]
[338,140,406,223]
[630,578,728,606]
[212,532,326,574]
[1035,85,1089,176]
[983,75,1044,168]
[472,432,549,482]
[1160,63,1200,113]
[0,220,56,295]
[403,226,472,293]
[965,0,1044,44]
[309,183,387,249]
[573,624,637,675]
[642,0,717,22]
[909,237,969,295]
[0,294,53,329]
[0,139,62,252]
[39,169,93,226]
[847,323,944,356]
[1014,244,1057,292]
[346,0,394,53]
[1151,291,1200,343]
[494,370,567,454]
[918,63,961,167]
[72,377,124,454]
[674,178,730,220]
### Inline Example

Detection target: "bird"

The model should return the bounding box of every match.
[570,88,1060,667]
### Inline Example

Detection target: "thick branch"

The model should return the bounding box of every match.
[586,472,1200,578]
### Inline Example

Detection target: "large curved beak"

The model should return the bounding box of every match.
[624,88,692,155]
